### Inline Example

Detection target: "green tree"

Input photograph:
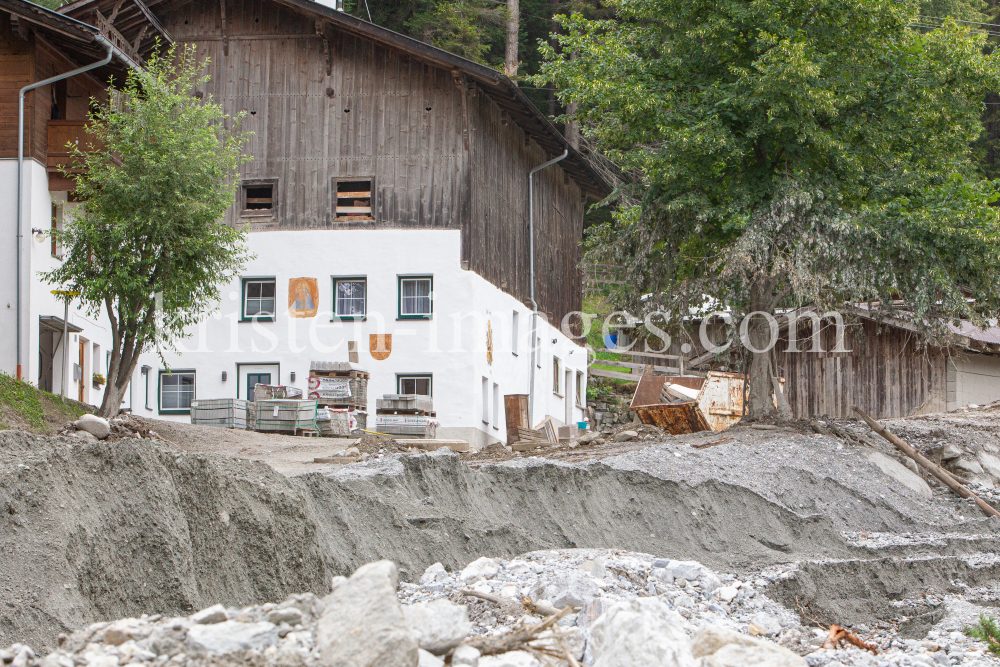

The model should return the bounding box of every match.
[539,0,1000,419]
[44,46,251,418]
[406,0,507,63]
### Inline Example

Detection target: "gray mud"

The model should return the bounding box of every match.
[1,430,997,652]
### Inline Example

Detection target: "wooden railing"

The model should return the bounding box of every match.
[589,346,704,381]
[47,121,103,171]
[94,9,141,64]
[581,262,624,296]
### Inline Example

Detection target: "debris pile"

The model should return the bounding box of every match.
[6,551,999,667]
[57,413,166,443]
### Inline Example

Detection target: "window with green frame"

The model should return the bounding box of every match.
[397,374,432,396]
[242,277,276,321]
[158,370,195,414]
[333,277,366,319]
[398,276,432,319]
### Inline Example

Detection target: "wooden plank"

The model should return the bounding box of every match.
[589,368,639,382]
[593,347,681,361]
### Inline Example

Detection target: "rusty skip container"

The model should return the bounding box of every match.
[630,371,778,434]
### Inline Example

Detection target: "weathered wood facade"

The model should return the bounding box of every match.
[776,319,949,420]
[142,0,603,326]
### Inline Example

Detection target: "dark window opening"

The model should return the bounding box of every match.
[334,178,373,221]
[240,180,277,216]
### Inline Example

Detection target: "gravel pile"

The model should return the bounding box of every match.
[6,550,999,667]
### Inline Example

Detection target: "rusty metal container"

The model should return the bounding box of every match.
[630,371,774,434]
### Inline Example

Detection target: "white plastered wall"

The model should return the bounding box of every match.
[130,228,587,447]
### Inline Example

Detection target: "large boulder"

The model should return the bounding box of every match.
[861,451,932,499]
[402,600,471,655]
[589,598,696,667]
[74,414,110,440]
[460,557,499,583]
[531,571,599,609]
[691,626,806,667]
[316,560,419,667]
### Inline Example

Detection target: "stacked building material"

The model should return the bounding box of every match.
[308,361,369,433]
[315,407,353,437]
[374,394,437,438]
[190,399,248,429]
[254,399,319,434]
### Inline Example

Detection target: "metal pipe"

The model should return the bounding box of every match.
[527,149,568,425]
[61,297,70,398]
[16,37,115,381]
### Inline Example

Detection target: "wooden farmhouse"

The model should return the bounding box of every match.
[0,0,610,446]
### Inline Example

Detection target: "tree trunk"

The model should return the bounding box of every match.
[744,280,779,420]
[505,0,519,77]
[98,366,133,418]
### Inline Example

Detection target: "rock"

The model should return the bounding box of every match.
[102,619,149,646]
[533,571,599,609]
[954,457,984,475]
[478,651,540,667]
[691,625,806,666]
[941,444,964,460]
[664,560,705,581]
[578,431,600,445]
[651,558,670,568]
[345,446,361,456]
[614,430,639,443]
[191,604,228,625]
[978,452,1000,479]
[748,612,782,637]
[265,607,304,626]
[402,600,471,655]
[420,563,448,585]
[418,649,445,667]
[187,621,278,654]
[316,560,418,667]
[715,587,739,603]
[71,430,99,443]
[589,598,696,667]
[452,645,481,667]
[460,557,499,583]
[862,451,933,499]
[579,558,606,579]
[74,414,110,439]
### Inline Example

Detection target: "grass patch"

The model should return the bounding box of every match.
[0,373,90,434]
[0,373,47,432]
[967,616,1000,655]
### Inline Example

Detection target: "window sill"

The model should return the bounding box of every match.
[332,316,366,322]
[159,409,191,415]
[397,315,432,321]
[512,352,518,357]
[553,392,564,398]
[240,317,275,323]
[240,211,274,218]
[493,425,500,430]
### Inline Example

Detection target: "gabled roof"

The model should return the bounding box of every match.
[58,0,611,198]
[57,0,170,63]
[0,0,141,79]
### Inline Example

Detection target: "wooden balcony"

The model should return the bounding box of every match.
[47,121,103,172]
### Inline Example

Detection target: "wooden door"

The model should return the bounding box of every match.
[504,394,529,443]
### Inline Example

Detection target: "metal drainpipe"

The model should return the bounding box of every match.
[16,37,115,381]
[527,149,568,425]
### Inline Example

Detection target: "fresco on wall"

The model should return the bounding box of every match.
[288,278,319,318]
[370,334,392,360]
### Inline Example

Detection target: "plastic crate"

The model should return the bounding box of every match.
[190,399,248,429]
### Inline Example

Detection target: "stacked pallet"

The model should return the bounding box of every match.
[309,361,369,432]
[315,407,353,437]
[254,399,319,434]
[374,394,437,438]
[190,399,248,429]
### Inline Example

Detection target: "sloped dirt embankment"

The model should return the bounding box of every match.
[1,431,862,650]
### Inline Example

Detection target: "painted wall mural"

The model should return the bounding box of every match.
[288,278,319,318]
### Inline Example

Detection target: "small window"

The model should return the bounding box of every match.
[243,278,276,320]
[553,357,562,395]
[159,370,195,413]
[399,276,432,319]
[51,203,60,257]
[576,370,585,406]
[492,382,499,430]
[334,278,366,319]
[511,310,519,356]
[482,377,489,424]
[398,374,432,396]
[334,178,373,221]
[241,179,276,216]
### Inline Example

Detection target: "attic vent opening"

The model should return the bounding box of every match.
[334,179,373,222]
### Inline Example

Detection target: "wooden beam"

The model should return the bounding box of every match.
[130,0,172,43]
